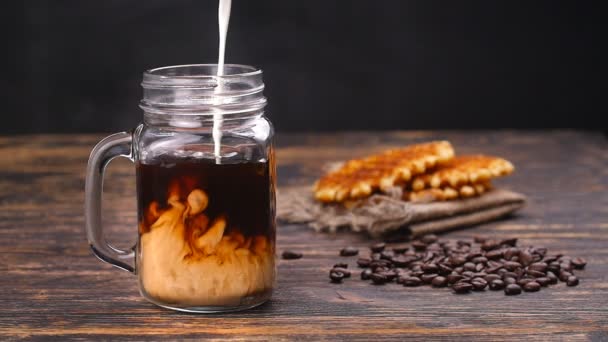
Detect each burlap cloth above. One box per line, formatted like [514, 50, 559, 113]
[277, 186, 526, 240]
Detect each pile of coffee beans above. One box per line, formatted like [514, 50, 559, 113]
[329, 235, 586, 295]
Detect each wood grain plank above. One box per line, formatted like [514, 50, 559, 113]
[0, 131, 606, 341]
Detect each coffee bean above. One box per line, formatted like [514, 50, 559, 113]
[547, 263, 560, 274]
[333, 263, 348, 269]
[526, 270, 546, 278]
[559, 271, 573, 282]
[370, 273, 388, 285]
[371, 253, 382, 261]
[410, 260, 424, 268]
[461, 271, 474, 278]
[404, 249, 417, 256]
[502, 271, 518, 279]
[482, 250, 500, 261]
[535, 277, 551, 287]
[373, 266, 390, 274]
[542, 255, 557, 263]
[486, 264, 504, 274]
[432, 276, 447, 287]
[422, 252, 436, 263]
[356, 258, 371, 268]
[561, 262, 573, 272]
[332, 267, 351, 278]
[330, 271, 345, 283]
[361, 269, 372, 280]
[403, 276, 422, 287]
[421, 273, 438, 284]
[370, 242, 386, 253]
[486, 260, 503, 268]
[504, 248, 520, 261]
[504, 261, 522, 271]
[504, 277, 517, 285]
[395, 268, 409, 276]
[533, 247, 547, 257]
[441, 240, 455, 249]
[487, 260, 503, 268]
[457, 240, 472, 247]
[463, 251, 479, 260]
[380, 270, 397, 281]
[472, 256, 489, 264]
[566, 276, 579, 286]
[391, 255, 411, 267]
[380, 250, 395, 260]
[422, 263, 439, 273]
[517, 278, 534, 287]
[473, 235, 487, 243]
[572, 257, 587, 270]
[449, 255, 467, 267]
[471, 278, 488, 291]
[411, 270, 425, 278]
[463, 262, 476, 272]
[505, 284, 522, 295]
[481, 240, 500, 251]
[392, 246, 409, 254]
[519, 251, 534, 266]
[484, 274, 501, 283]
[370, 260, 391, 269]
[475, 263, 485, 272]
[529, 262, 548, 273]
[438, 263, 454, 275]
[489, 279, 505, 290]
[447, 274, 465, 284]
[411, 241, 427, 251]
[523, 281, 541, 292]
[546, 271, 559, 284]
[500, 238, 518, 247]
[526, 270, 547, 278]
[410, 264, 422, 272]
[340, 247, 359, 257]
[281, 250, 303, 260]
[427, 243, 443, 252]
[472, 272, 487, 278]
[421, 234, 438, 244]
[452, 282, 474, 294]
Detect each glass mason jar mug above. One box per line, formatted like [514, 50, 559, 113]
[85, 64, 276, 313]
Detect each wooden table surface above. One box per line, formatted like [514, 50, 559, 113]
[0, 131, 606, 341]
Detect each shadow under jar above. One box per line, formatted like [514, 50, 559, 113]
[85, 64, 276, 313]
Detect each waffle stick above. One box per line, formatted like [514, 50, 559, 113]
[314, 141, 455, 203]
[406, 182, 493, 203]
[410, 155, 514, 191]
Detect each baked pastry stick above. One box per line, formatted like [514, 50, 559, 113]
[409, 155, 514, 191]
[314, 141, 455, 203]
[406, 181, 493, 203]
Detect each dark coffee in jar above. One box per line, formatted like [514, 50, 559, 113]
[137, 158, 275, 238]
[136, 155, 276, 307]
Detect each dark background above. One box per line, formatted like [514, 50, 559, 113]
[6, 1, 606, 134]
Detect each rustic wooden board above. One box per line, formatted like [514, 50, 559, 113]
[0, 131, 606, 341]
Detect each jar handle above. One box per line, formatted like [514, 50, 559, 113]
[85, 132, 135, 273]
